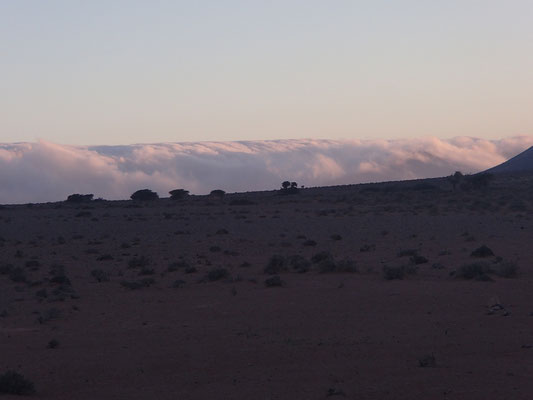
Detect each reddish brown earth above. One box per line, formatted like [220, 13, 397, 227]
[1, 174, 533, 399]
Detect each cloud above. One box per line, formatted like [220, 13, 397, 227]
[0, 136, 532, 204]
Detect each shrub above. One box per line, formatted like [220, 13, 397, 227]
[9, 267, 27, 283]
[169, 189, 189, 200]
[456, 262, 491, 280]
[264, 255, 287, 275]
[167, 260, 190, 272]
[121, 278, 155, 290]
[138, 267, 155, 276]
[312, 252, 357, 273]
[265, 275, 283, 287]
[120, 281, 143, 290]
[397, 249, 418, 257]
[128, 256, 150, 269]
[279, 181, 299, 195]
[0, 370, 35, 395]
[410, 255, 428, 265]
[318, 258, 337, 273]
[383, 265, 416, 280]
[335, 258, 357, 273]
[91, 269, 109, 282]
[207, 268, 229, 281]
[492, 261, 518, 278]
[418, 354, 436, 368]
[49, 265, 71, 285]
[172, 279, 186, 288]
[311, 251, 332, 264]
[288, 255, 311, 273]
[66, 193, 93, 203]
[210, 190, 226, 198]
[25, 260, 40, 270]
[38, 308, 61, 324]
[360, 244, 376, 252]
[471, 245, 494, 258]
[448, 171, 463, 190]
[130, 189, 159, 201]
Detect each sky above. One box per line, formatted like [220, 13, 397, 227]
[1, 0, 533, 145]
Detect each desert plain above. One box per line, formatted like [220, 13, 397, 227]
[1, 173, 533, 399]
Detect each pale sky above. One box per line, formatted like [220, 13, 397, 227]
[1, 0, 532, 145]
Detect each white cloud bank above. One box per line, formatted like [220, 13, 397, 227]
[1, 136, 532, 204]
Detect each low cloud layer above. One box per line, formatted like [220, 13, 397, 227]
[1, 136, 532, 204]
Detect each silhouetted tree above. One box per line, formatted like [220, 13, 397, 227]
[448, 171, 463, 191]
[210, 189, 226, 198]
[66, 194, 94, 203]
[280, 181, 300, 195]
[169, 189, 189, 200]
[130, 189, 159, 201]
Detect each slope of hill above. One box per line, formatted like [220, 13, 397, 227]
[485, 146, 533, 173]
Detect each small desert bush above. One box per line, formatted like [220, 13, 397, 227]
[383, 264, 417, 280]
[38, 308, 61, 324]
[265, 275, 283, 287]
[264, 255, 287, 275]
[456, 262, 491, 280]
[169, 189, 189, 200]
[66, 193, 93, 203]
[128, 256, 150, 269]
[311, 251, 332, 264]
[314, 253, 356, 273]
[121, 278, 155, 290]
[0, 370, 35, 395]
[210, 189, 226, 198]
[288, 255, 311, 273]
[24, 260, 40, 270]
[492, 261, 518, 278]
[130, 189, 159, 201]
[410, 255, 428, 265]
[49, 265, 71, 285]
[167, 260, 190, 272]
[471, 245, 494, 258]
[91, 269, 109, 282]
[172, 279, 186, 288]
[138, 267, 155, 276]
[335, 258, 357, 273]
[360, 244, 375, 252]
[397, 249, 418, 257]
[207, 268, 229, 281]
[9, 267, 27, 283]
[418, 354, 436, 368]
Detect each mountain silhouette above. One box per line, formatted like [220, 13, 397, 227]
[484, 146, 533, 174]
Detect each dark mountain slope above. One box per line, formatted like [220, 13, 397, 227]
[484, 146, 533, 174]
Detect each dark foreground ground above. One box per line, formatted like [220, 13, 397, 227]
[1, 174, 533, 399]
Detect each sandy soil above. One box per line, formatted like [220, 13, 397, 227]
[1, 174, 533, 399]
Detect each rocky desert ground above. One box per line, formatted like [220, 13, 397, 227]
[1, 173, 533, 399]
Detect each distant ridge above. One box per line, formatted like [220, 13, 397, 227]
[484, 146, 533, 174]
